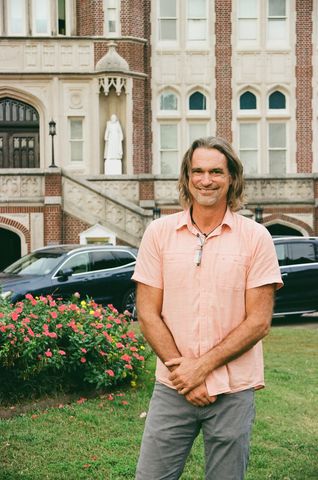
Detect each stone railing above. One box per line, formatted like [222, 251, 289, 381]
[84, 175, 316, 207]
[62, 174, 152, 246]
[0, 170, 44, 201]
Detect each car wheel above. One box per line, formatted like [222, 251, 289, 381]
[122, 287, 136, 320]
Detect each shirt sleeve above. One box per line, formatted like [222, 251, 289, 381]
[132, 220, 163, 289]
[246, 225, 283, 290]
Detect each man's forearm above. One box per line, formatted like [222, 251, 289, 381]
[139, 312, 181, 366]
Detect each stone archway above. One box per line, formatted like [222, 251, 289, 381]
[266, 224, 303, 237]
[0, 227, 21, 270]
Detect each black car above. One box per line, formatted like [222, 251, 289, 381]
[0, 245, 137, 316]
[273, 237, 318, 318]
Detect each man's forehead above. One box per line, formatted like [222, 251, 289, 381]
[191, 147, 228, 167]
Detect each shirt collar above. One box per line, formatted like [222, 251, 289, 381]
[176, 207, 234, 232]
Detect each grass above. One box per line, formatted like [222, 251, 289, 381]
[0, 326, 317, 479]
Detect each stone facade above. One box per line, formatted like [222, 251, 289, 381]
[0, 0, 317, 268]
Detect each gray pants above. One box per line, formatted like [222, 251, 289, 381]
[135, 382, 255, 480]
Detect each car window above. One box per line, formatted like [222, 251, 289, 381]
[114, 250, 136, 266]
[57, 252, 90, 275]
[4, 252, 63, 275]
[90, 251, 119, 271]
[274, 244, 287, 266]
[287, 243, 316, 265]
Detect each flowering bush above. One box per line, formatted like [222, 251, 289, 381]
[0, 293, 145, 399]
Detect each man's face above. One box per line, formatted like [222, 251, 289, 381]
[188, 147, 232, 209]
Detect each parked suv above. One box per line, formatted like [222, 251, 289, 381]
[0, 245, 137, 316]
[273, 237, 318, 317]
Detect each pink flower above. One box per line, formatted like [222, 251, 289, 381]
[121, 354, 132, 362]
[25, 293, 34, 300]
[11, 312, 19, 321]
[77, 397, 87, 404]
[130, 346, 138, 352]
[74, 292, 81, 298]
[45, 350, 53, 358]
[23, 337, 30, 342]
[106, 323, 112, 329]
[49, 311, 58, 319]
[122, 401, 129, 405]
[58, 350, 66, 355]
[107, 394, 114, 401]
[105, 369, 115, 377]
[56, 323, 63, 329]
[127, 331, 136, 339]
[102, 331, 113, 342]
[124, 364, 133, 370]
[116, 342, 124, 349]
[69, 304, 78, 311]
[80, 357, 86, 363]
[80, 348, 87, 353]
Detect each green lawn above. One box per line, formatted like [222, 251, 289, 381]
[0, 327, 317, 479]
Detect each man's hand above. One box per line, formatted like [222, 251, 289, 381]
[185, 383, 217, 407]
[165, 356, 208, 395]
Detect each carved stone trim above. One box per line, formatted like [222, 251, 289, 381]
[99, 76, 127, 96]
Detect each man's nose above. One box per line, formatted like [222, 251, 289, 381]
[200, 172, 213, 185]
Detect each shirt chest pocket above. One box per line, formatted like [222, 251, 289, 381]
[163, 252, 193, 289]
[214, 253, 249, 290]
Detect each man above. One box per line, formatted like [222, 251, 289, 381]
[132, 136, 282, 479]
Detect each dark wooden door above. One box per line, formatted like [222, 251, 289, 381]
[0, 98, 40, 168]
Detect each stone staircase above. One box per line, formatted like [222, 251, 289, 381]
[62, 173, 152, 247]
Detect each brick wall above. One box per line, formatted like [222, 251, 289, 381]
[295, 0, 313, 173]
[215, 0, 232, 141]
[62, 212, 90, 244]
[44, 172, 62, 245]
[93, 0, 152, 174]
[139, 179, 154, 201]
[76, 0, 104, 36]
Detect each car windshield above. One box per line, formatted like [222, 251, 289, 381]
[3, 252, 63, 275]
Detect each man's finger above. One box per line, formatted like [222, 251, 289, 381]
[165, 358, 182, 367]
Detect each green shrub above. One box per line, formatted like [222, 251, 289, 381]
[0, 293, 145, 400]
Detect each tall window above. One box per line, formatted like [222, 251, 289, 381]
[7, 0, 26, 35]
[69, 119, 84, 162]
[189, 92, 207, 111]
[239, 123, 258, 174]
[267, 0, 287, 45]
[32, 0, 50, 35]
[58, 0, 66, 35]
[268, 123, 286, 174]
[269, 91, 286, 109]
[240, 91, 257, 110]
[158, 0, 177, 41]
[104, 0, 120, 36]
[160, 124, 178, 174]
[237, 0, 258, 44]
[160, 91, 178, 111]
[187, 0, 207, 42]
[189, 123, 207, 143]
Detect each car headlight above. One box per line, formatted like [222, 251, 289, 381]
[0, 291, 12, 299]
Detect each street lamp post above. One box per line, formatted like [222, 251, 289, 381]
[49, 120, 57, 168]
[255, 205, 264, 223]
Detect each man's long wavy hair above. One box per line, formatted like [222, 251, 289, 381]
[178, 136, 245, 211]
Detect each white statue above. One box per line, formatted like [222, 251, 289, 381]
[104, 114, 123, 175]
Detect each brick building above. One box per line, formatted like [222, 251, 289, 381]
[0, 0, 317, 268]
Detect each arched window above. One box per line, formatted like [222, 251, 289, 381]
[269, 91, 286, 109]
[0, 98, 39, 168]
[189, 91, 206, 110]
[160, 91, 178, 111]
[240, 91, 257, 110]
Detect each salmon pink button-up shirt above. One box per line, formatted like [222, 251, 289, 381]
[132, 209, 283, 396]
